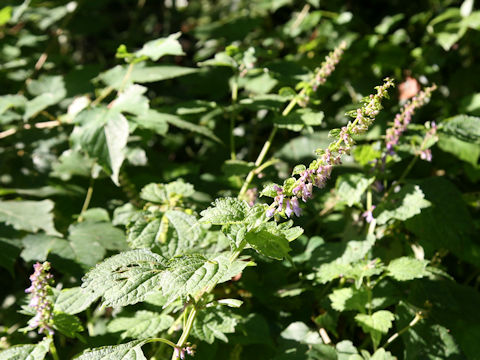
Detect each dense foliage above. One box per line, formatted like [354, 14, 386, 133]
[1, 0, 480, 359]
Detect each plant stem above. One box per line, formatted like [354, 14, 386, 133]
[238, 125, 277, 198]
[78, 175, 95, 222]
[383, 155, 418, 198]
[48, 336, 60, 360]
[382, 312, 422, 349]
[91, 62, 134, 107]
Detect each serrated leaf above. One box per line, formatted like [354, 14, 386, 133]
[55, 287, 95, 315]
[134, 33, 184, 61]
[21, 234, 64, 262]
[0, 337, 51, 360]
[0, 200, 60, 236]
[81, 249, 167, 307]
[245, 222, 291, 259]
[192, 306, 238, 343]
[108, 310, 173, 339]
[387, 257, 428, 281]
[127, 216, 166, 250]
[329, 287, 368, 312]
[71, 108, 129, 185]
[355, 310, 395, 348]
[375, 184, 431, 225]
[336, 173, 375, 207]
[75, 340, 148, 360]
[140, 179, 194, 204]
[52, 311, 84, 338]
[200, 198, 250, 225]
[160, 253, 234, 305]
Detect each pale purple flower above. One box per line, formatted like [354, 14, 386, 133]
[25, 262, 54, 335]
[362, 205, 376, 223]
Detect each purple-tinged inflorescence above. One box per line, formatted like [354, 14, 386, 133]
[265, 78, 395, 218]
[174, 344, 196, 359]
[362, 205, 376, 223]
[418, 121, 437, 162]
[25, 261, 54, 335]
[384, 84, 436, 154]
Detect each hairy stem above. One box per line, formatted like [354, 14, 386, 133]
[48, 335, 60, 360]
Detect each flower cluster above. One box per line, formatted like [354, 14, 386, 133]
[25, 261, 55, 335]
[312, 41, 347, 91]
[174, 344, 196, 359]
[297, 41, 347, 107]
[418, 121, 438, 161]
[385, 84, 437, 153]
[265, 78, 395, 217]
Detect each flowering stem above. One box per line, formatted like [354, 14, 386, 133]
[48, 336, 60, 360]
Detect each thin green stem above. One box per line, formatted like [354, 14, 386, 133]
[48, 336, 60, 360]
[78, 175, 94, 222]
[381, 312, 422, 349]
[148, 337, 178, 349]
[238, 125, 278, 198]
[384, 155, 418, 198]
[91, 62, 134, 107]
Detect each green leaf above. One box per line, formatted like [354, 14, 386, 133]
[441, 115, 480, 144]
[374, 184, 431, 225]
[0, 94, 26, 115]
[110, 84, 149, 116]
[127, 216, 166, 250]
[160, 253, 235, 305]
[21, 234, 63, 262]
[81, 249, 167, 307]
[71, 108, 129, 185]
[0, 200, 60, 236]
[156, 111, 222, 143]
[280, 322, 322, 345]
[387, 257, 428, 281]
[329, 287, 368, 312]
[55, 287, 95, 315]
[97, 63, 199, 89]
[107, 310, 173, 339]
[192, 306, 238, 343]
[75, 340, 148, 360]
[140, 179, 194, 204]
[132, 109, 169, 135]
[51, 150, 94, 181]
[24, 75, 66, 120]
[200, 198, 250, 225]
[134, 33, 184, 61]
[222, 160, 255, 177]
[370, 348, 397, 360]
[336, 173, 375, 207]
[52, 311, 84, 338]
[405, 177, 479, 266]
[245, 222, 291, 260]
[274, 109, 324, 132]
[0, 6, 12, 26]
[355, 310, 395, 348]
[438, 134, 480, 165]
[0, 337, 51, 360]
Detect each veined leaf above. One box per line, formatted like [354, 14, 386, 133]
[336, 173, 375, 207]
[0, 337, 51, 360]
[71, 107, 129, 185]
[75, 340, 148, 360]
[107, 310, 173, 339]
[355, 310, 395, 348]
[0, 200, 60, 236]
[374, 184, 431, 225]
[140, 179, 194, 204]
[387, 257, 429, 281]
[109, 84, 149, 116]
[81, 249, 167, 307]
[192, 306, 238, 343]
[52, 311, 84, 338]
[440, 115, 480, 144]
[200, 198, 250, 225]
[55, 286, 95, 315]
[134, 32, 184, 61]
[329, 287, 368, 312]
[245, 222, 291, 260]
